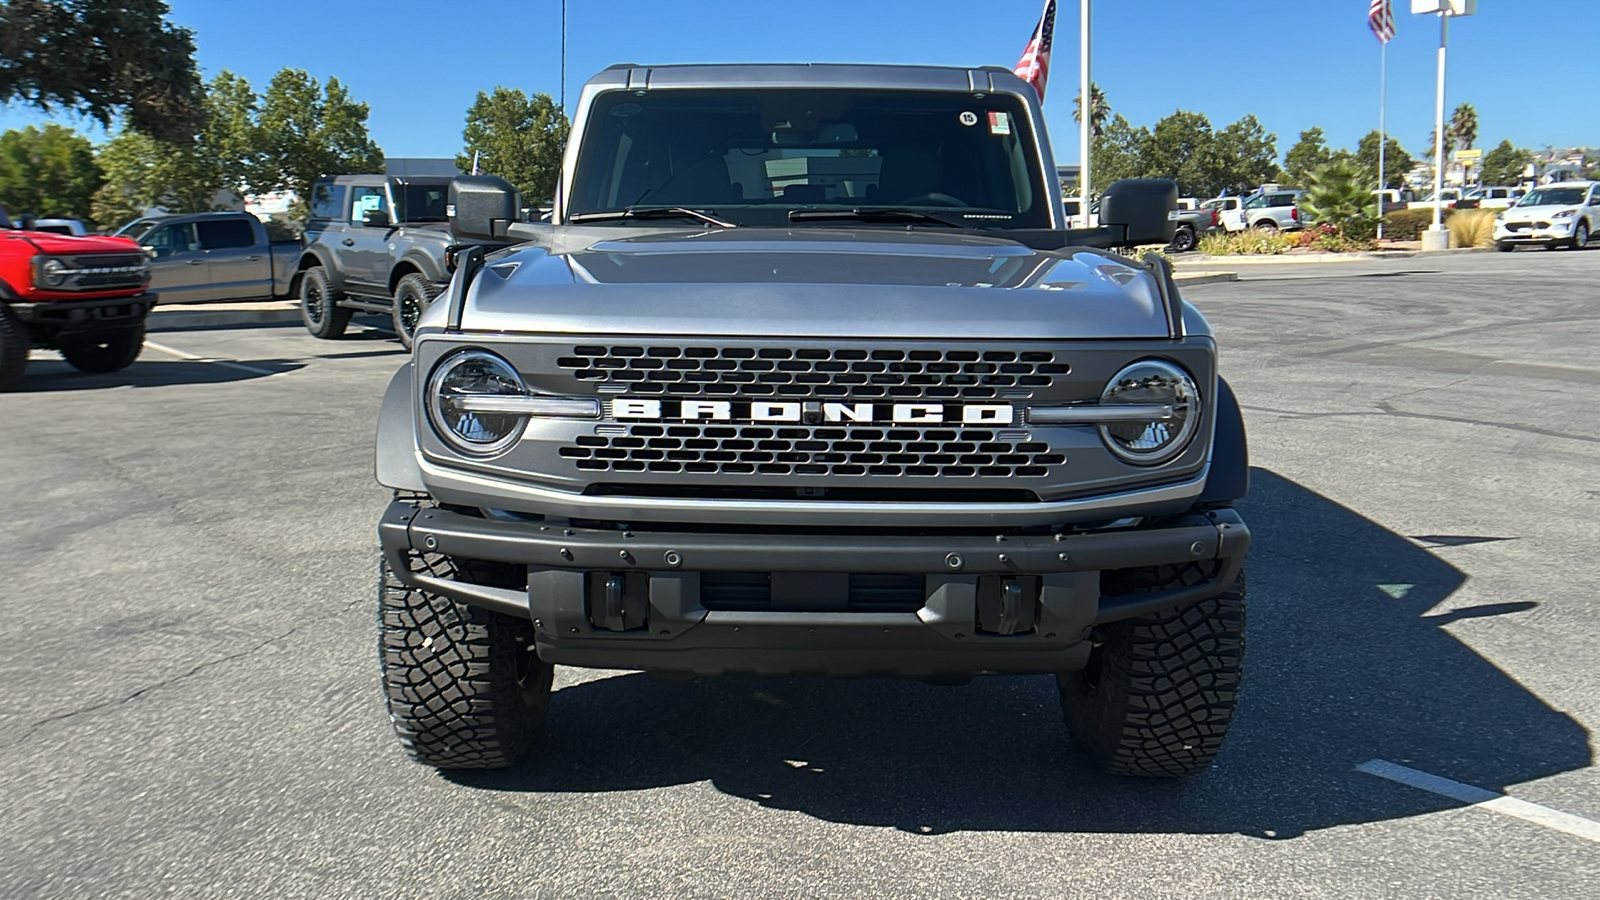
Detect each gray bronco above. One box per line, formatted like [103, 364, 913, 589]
[375, 64, 1251, 777]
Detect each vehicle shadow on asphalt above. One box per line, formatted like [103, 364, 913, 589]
[447, 468, 1590, 838]
[12, 358, 303, 391]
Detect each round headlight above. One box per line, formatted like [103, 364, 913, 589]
[41, 258, 70, 286]
[1099, 360, 1201, 465]
[426, 350, 528, 455]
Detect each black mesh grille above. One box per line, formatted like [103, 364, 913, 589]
[557, 345, 1070, 400]
[68, 254, 146, 269]
[700, 572, 926, 612]
[561, 423, 1065, 478]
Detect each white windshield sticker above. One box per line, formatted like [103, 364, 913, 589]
[959, 111, 978, 127]
[988, 111, 1012, 136]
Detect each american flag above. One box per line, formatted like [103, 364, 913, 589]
[1368, 0, 1396, 43]
[1013, 0, 1056, 101]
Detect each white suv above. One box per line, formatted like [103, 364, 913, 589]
[1493, 181, 1598, 251]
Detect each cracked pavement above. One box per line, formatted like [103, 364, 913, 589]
[3, 250, 1600, 899]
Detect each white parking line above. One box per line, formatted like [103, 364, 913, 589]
[144, 340, 278, 376]
[1358, 759, 1600, 845]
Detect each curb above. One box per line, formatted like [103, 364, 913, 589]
[1184, 246, 1492, 265]
[1173, 271, 1238, 286]
[148, 301, 302, 332]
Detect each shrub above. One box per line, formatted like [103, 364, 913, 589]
[1449, 208, 1497, 249]
[1199, 230, 1296, 255]
[1382, 208, 1434, 240]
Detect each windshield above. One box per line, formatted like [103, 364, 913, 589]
[569, 88, 1051, 228]
[394, 183, 450, 223]
[1518, 187, 1586, 207]
[117, 219, 160, 242]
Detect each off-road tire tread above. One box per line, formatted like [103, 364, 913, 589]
[379, 552, 551, 769]
[0, 304, 29, 391]
[391, 273, 433, 350]
[59, 322, 144, 373]
[1059, 571, 1246, 777]
[300, 267, 352, 340]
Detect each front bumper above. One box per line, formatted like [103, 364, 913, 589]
[379, 500, 1250, 677]
[10, 293, 156, 346]
[1495, 221, 1573, 244]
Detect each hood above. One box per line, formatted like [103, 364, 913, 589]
[3, 230, 143, 256]
[1500, 204, 1581, 219]
[456, 227, 1173, 340]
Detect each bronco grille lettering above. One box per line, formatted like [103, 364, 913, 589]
[612, 399, 1013, 425]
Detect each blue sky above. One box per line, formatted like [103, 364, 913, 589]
[2, 0, 1592, 164]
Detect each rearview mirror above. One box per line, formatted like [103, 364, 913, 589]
[449, 175, 521, 242]
[1098, 178, 1178, 246]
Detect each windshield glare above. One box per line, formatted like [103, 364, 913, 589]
[118, 220, 159, 242]
[1518, 187, 1585, 207]
[568, 88, 1051, 228]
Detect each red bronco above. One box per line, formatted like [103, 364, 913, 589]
[0, 207, 155, 391]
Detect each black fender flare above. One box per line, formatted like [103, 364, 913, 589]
[375, 362, 427, 492]
[391, 248, 446, 294]
[297, 246, 344, 293]
[1198, 376, 1249, 506]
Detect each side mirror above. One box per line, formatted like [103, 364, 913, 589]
[362, 209, 391, 228]
[1098, 179, 1178, 246]
[449, 175, 521, 242]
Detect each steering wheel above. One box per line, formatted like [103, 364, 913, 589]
[898, 192, 969, 208]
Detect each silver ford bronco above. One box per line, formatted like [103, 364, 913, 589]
[375, 64, 1251, 777]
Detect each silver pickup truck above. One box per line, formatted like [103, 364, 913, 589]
[115, 212, 301, 303]
[374, 63, 1251, 779]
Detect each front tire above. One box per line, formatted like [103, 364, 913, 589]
[1059, 571, 1246, 777]
[1253, 219, 1278, 233]
[0, 304, 30, 391]
[390, 273, 434, 351]
[59, 323, 144, 373]
[1573, 220, 1590, 250]
[1495, 241, 1515, 252]
[300, 266, 352, 340]
[1169, 225, 1197, 253]
[380, 552, 552, 770]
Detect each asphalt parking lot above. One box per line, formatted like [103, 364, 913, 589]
[3, 249, 1599, 899]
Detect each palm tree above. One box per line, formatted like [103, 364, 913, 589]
[1073, 82, 1109, 138]
[1300, 161, 1372, 234]
[1448, 103, 1478, 152]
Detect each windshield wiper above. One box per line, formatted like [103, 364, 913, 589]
[787, 207, 970, 228]
[568, 207, 736, 227]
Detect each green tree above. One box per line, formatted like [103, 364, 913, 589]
[1213, 114, 1280, 195]
[1447, 102, 1478, 151]
[1300, 161, 1373, 234]
[253, 70, 384, 199]
[0, 124, 104, 221]
[1141, 110, 1217, 197]
[90, 70, 262, 224]
[1088, 113, 1149, 191]
[1283, 128, 1333, 188]
[456, 86, 569, 203]
[0, 0, 203, 143]
[1072, 82, 1109, 138]
[1352, 130, 1412, 190]
[1479, 139, 1533, 187]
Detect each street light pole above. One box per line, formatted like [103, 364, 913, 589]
[1430, 10, 1448, 235]
[1077, 0, 1090, 227]
[560, 0, 567, 115]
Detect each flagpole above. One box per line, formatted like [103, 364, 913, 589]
[1378, 38, 1387, 239]
[1078, 0, 1090, 226]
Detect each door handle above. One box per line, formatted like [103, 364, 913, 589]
[342, 238, 355, 246]
[247, 255, 261, 261]
[188, 259, 204, 265]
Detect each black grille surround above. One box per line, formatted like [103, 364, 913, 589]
[60, 254, 149, 291]
[558, 344, 1070, 400]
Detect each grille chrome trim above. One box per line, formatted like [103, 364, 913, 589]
[1028, 404, 1176, 424]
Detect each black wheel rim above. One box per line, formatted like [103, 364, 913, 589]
[305, 279, 323, 324]
[400, 288, 422, 334]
